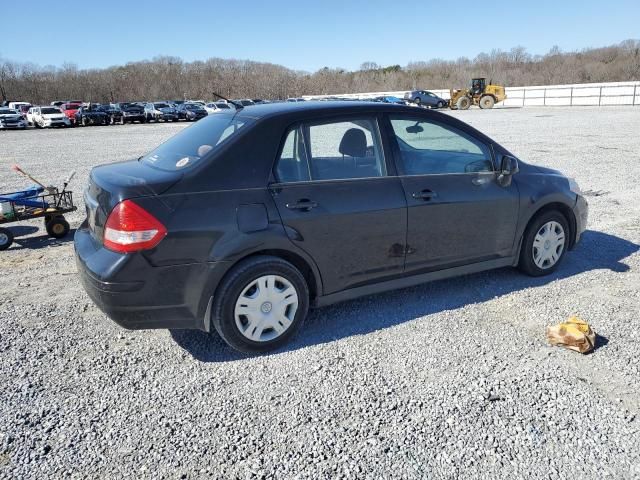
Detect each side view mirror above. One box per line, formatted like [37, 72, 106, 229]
[498, 155, 519, 186]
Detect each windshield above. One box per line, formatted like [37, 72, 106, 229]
[154, 103, 169, 109]
[216, 103, 230, 109]
[41, 107, 62, 114]
[0, 109, 17, 115]
[142, 114, 254, 171]
[63, 104, 81, 110]
[185, 104, 200, 110]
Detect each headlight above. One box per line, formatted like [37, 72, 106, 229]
[568, 178, 582, 195]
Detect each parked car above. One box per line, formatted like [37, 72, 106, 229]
[116, 103, 146, 124]
[404, 90, 448, 108]
[95, 104, 124, 125]
[204, 102, 233, 114]
[8, 101, 31, 112]
[176, 102, 208, 121]
[373, 96, 406, 104]
[8, 102, 31, 119]
[27, 106, 71, 128]
[144, 102, 178, 122]
[0, 108, 28, 129]
[232, 99, 255, 107]
[61, 102, 83, 125]
[75, 101, 588, 353]
[74, 105, 109, 126]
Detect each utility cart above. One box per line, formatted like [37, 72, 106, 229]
[0, 169, 76, 251]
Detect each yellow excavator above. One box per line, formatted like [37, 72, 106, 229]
[449, 78, 506, 110]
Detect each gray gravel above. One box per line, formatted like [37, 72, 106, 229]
[1, 107, 639, 479]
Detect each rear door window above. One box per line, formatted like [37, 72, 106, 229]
[275, 117, 386, 182]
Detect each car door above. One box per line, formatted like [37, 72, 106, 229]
[270, 115, 407, 294]
[387, 114, 519, 273]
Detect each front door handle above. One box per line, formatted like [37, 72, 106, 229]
[412, 190, 437, 201]
[286, 199, 318, 211]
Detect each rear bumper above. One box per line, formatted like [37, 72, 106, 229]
[74, 224, 230, 331]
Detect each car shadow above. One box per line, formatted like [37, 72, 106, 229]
[170, 230, 639, 362]
[9, 228, 77, 250]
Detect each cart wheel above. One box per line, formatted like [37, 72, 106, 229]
[0, 227, 13, 251]
[46, 216, 70, 239]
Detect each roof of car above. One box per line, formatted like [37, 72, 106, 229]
[236, 100, 422, 120]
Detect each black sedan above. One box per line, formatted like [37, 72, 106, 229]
[176, 102, 208, 121]
[74, 106, 109, 126]
[75, 101, 588, 353]
[96, 104, 124, 125]
[116, 103, 146, 124]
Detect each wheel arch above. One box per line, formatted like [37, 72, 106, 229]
[520, 201, 577, 253]
[201, 247, 323, 332]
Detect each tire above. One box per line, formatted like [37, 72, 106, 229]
[120, 116, 126, 125]
[414, 97, 421, 105]
[0, 227, 13, 251]
[456, 96, 471, 110]
[479, 95, 495, 109]
[437, 101, 445, 108]
[45, 216, 70, 239]
[82, 117, 89, 127]
[212, 255, 310, 354]
[518, 211, 570, 277]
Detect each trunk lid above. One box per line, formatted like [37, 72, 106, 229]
[84, 159, 181, 242]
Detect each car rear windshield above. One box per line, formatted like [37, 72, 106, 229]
[0, 109, 16, 114]
[154, 103, 169, 108]
[41, 108, 61, 114]
[141, 114, 254, 171]
[216, 103, 231, 109]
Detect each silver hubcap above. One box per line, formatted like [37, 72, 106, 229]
[0, 233, 8, 245]
[533, 221, 565, 269]
[234, 275, 298, 342]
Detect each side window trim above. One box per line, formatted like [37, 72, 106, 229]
[386, 114, 496, 177]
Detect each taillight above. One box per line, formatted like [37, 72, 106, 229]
[103, 200, 167, 253]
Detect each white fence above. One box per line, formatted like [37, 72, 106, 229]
[303, 80, 640, 107]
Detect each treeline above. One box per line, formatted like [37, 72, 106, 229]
[1, 40, 639, 104]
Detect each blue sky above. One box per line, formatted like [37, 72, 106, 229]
[3, 0, 639, 72]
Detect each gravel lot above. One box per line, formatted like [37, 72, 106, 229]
[1, 107, 639, 479]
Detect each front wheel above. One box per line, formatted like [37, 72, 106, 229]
[518, 211, 569, 276]
[212, 256, 309, 353]
[437, 101, 445, 108]
[0, 227, 13, 251]
[456, 96, 471, 110]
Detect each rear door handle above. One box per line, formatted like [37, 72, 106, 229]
[286, 199, 318, 211]
[412, 190, 437, 201]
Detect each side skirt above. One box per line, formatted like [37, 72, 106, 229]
[314, 257, 516, 308]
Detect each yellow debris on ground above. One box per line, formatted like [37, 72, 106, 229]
[546, 317, 596, 354]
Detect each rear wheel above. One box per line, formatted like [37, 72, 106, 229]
[212, 256, 309, 353]
[518, 211, 569, 276]
[479, 95, 495, 109]
[45, 216, 70, 239]
[437, 101, 445, 108]
[414, 97, 421, 105]
[456, 96, 471, 110]
[0, 227, 13, 251]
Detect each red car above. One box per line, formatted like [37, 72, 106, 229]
[61, 103, 83, 126]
